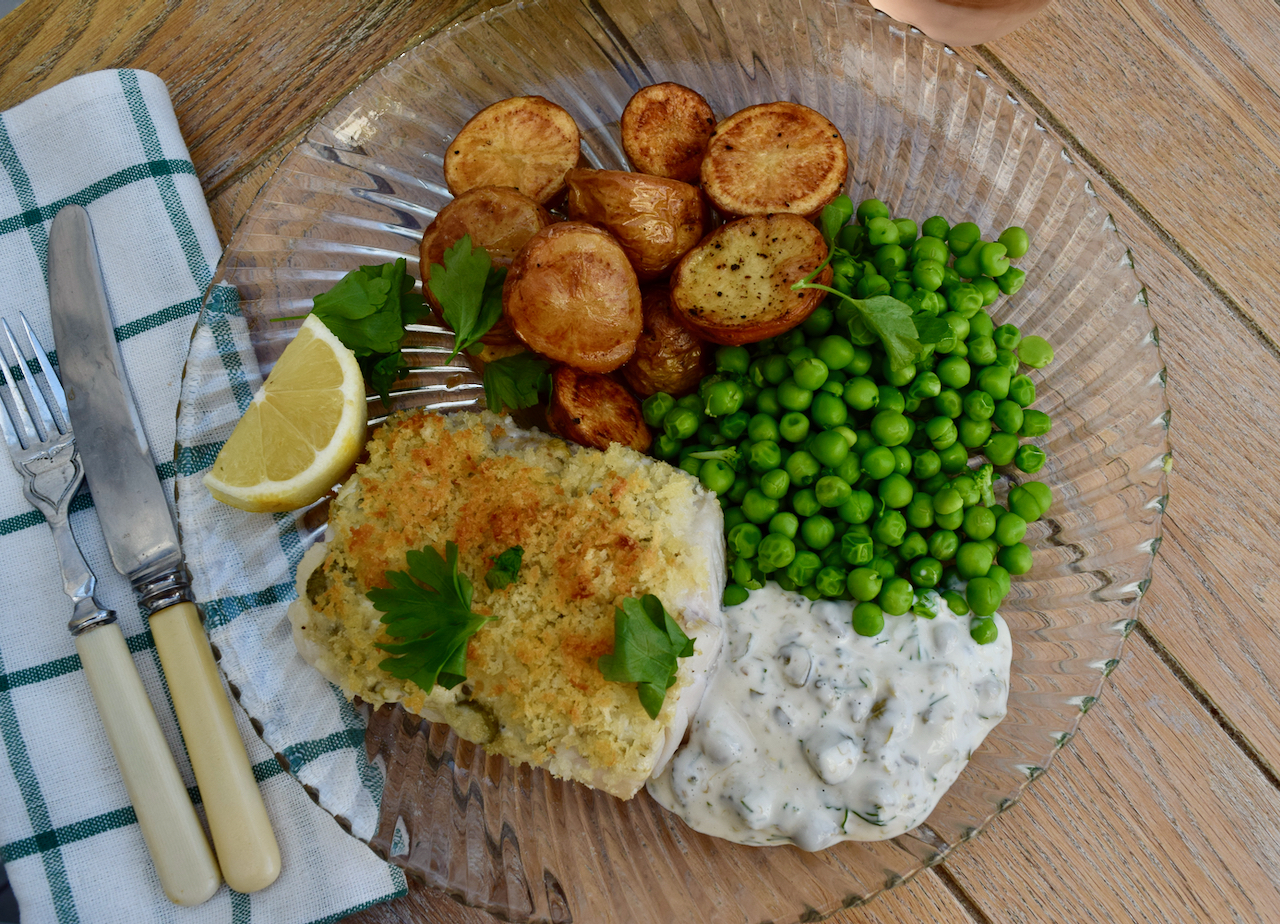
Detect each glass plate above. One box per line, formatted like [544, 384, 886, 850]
[176, 0, 1170, 919]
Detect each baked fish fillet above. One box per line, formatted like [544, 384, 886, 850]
[288, 410, 725, 798]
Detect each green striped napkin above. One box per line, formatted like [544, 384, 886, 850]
[0, 70, 405, 923]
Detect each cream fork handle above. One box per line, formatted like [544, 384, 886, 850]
[75, 621, 222, 905]
[149, 601, 282, 894]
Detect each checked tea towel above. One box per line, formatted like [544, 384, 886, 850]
[0, 70, 406, 923]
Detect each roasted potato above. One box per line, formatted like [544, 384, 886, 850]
[670, 213, 831, 345]
[565, 169, 707, 281]
[546, 364, 651, 453]
[620, 82, 716, 183]
[622, 286, 708, 397]
[503, 222, 643, 373]
[420, 186, 555, 345]
[700, 102, 848, 219]
[443, 96, 582, 205]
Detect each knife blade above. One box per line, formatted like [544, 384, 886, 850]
[49, 204, 281, 894]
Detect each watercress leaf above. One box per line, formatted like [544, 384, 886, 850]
[482, 352, 552, 413]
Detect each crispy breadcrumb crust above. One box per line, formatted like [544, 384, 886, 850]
[291, 410, 722, 797]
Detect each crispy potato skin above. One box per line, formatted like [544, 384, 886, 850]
[565, 169, 707, 281]
[622, 286, 709, 397]
[547, 364, 651, 452]
[700, 102, 848, 219]
[420, 186, 556, 345]
[503, 222, 643, 373]
[669, 213, 832, 346]
[444, 96, 582, 205]
[620, 83, 716, 183]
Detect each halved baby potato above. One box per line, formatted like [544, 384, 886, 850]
[700, 102, 848, 219]
[670, 213, 831, 346]
[503, 222, 642, 373]
[620, 82, 716, 183]
[443, 96, 581, 205]
[546, 364, 651, 453]
[420, 186, 555, 344]
[622, 286, 708, 398]
[565, 168, 707, 281]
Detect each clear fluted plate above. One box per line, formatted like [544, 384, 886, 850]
[175, 0, 1170, 920]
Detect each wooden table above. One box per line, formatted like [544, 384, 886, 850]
[3, 0, 1277, 920]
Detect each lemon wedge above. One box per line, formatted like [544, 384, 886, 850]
[204, 314, 368, 512]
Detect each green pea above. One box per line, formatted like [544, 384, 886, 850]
[967, 335, 998, 366]
[679, 456, 702, 478]
[769, 511, 800, 539]
[663, 406, 699, 440]
[968, 310, 995, 339]
[969, 615, 1000, 643]
[841, 531, 874, 567]
[899, 531, 928, 561]
[747, 440, 783, 472]
[926, 529, 958, 562]
[1019, 409, 1052, 438]
[852, 601, 885, 636]
[755, 387, 781, 417]
[725, 475, 750, 504]
[996, 347, 1020, 374]
[843, 376, 879, 411]
[894, 218, 918, 244]
[912, 259, 945, 291]
[934, 389, 963, 419]
[996, 266, 1026, 294]
[963, 505, 997, 541]
[759, 468, 791, 499]
[878, 473, 914, 509]
[877, 385, 906, 413]
[800, 514, 836, 550]
[791, 488, 821, 518]
[722, 506, 747, 533]
[998, 226, 1030, 259]
[910, 556, 942, 588]
[947, 221, 981, 256]
[942, 311, 971, 342]
[924, 416, 958, 451]
[802, 306, 834, 337]
[912, 234, 950, 264]
[905, 493, 935, 529]
[871, 410, 911, 447]
[999, 542, 1033, 575]
[838, 490, 875, 524]
[976, 365, 1011, 402]
[907, 371, 942, 402]
[847, 347, 873, 376]
[992, 323, 1022, 351]
[761, 354, 791, 384]
[815, 566, 847, 598]
[953, 246, 983, 280]
[814, 475, 853, 509]
[993, 511, 1026, 546]
[856, 198, 890, 224]
[1015, 444, 1047, 473]
[871, 510, 907, 546]
[1017, 335, 1054, 369]
[757, 533, 797, 572]
[642, 392, 675, 428]
[1023, 480, 1053, 516]
[811, 430, 850, 468]
[936, 356, 972, 389]
[1008, 374, 1036, 408]
[815, 335, 855, 371]
[785, 345, 815, 369]
[913, 450, 942, 480]
[963, 390, 995, 421]
[785, 450, 821, 487]
[950, 474, 979, 507]
[704, 379, 745, 417]
[866, 215, 899, 246]
[933, 487, 962, 516]
[779, 411, 810, 443]
[938, 441, 969, 474]
[777, 378, 814, 412]
[700, 459, 736, 494]
[972, 276, 1001, 307]
[727, 523, 763, 558]
[922, 215, 950, 239]
[722, 584, 750, 607]
[878, 577, 915, 616]
[978, 241, 1010, 277]
[948, 284, 984, 318]
[652, 433, 682, 461]
[874, 243, 908, 276]
[957, 415, 993, 448]
[715, 345, 751, 376]
[861, 445, 895, 480]
[793, 357, 830, 391]
[811, 392, 848, 430]
[1007, 486, 1043, 523]
[956, 541, 994, 578]
[786, 551, 823, 587]
[715, 410, 748, 441]
[991, 399, 1024, 434]
[983, 433, 1017, 468]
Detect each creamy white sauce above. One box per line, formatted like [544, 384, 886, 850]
[647, 583, 1011, 849]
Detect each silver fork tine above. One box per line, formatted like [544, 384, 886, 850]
[0, 325, 34, 451]
[2, 318, 56, 442]
[20, 312, 69, 430]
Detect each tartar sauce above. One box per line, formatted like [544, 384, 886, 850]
[647, 583, 1011, 850]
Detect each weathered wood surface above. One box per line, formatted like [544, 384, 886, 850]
[4, 0, 1279, 920]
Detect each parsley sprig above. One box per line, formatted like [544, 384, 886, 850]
[481, 352, 552, 414]
[598, 595, 695, 720]
[791, 201, 964, 371]
[484, 546, 524, 590]
[369, 541, 494, 692]
[427, 235, 507, 362]
[309, 258, 426, 405]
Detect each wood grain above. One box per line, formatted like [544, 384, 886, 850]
[944, 634, 1280, 923]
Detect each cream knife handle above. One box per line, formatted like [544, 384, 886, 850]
[75, 622, 222, 906]
[149, 601, 282, 893]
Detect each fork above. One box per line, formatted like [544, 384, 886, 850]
[0, 314, 222, 906]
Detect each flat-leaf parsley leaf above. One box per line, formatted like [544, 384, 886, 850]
[598, 595, 695, 720]
[369, 541, 494, 692]
[485, 546, 524, 590]
[482, 352, 552, 413]
[428, 235, 507, 361]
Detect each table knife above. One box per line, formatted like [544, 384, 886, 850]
[48, 204, 282, 894]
